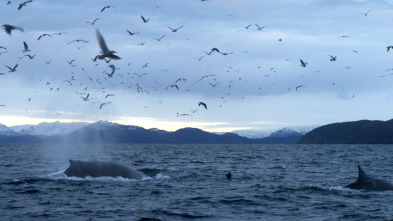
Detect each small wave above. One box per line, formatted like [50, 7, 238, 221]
[155, 173, 170, 179]
[304, 184, 351, 192]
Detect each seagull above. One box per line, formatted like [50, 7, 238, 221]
[37, 33, 52, 40]
[296, 85, 305, 91]
[101, 5, 116, 12]
[125, 30, 139, 35]
[328, 55, 337, 61]
[67, 39, 88, 44]
[198, 102, 207, 110]
[360, 9, 372, 16]
[153, 34, 165, 41]
[5, 64, 18, 72]
[132, 72, 147, 78]
[166, 84, 179, 90]
[24, 54, 35, 59]
[81, 93, 89, 101]
[17, 0, 32, 10]
[86, 18, 99, 25]
[100, 102, 111, 109]
[167, 25, 183, 32]
[2, 24, 24, 35]
[387, 46, 393, 52]
[105, 94, 114, 98]
[299, 59, 307, 67]
[255, 24, 266, 30]
[141, 15, 150, 23]
[209, 82, 220, 87]
[22, 41, 30, 52]
[94, 29, 121, 60]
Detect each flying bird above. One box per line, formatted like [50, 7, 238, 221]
[101, 5, 116, 12]
[198, 102, 207, 110]
[360, 9, 372, 16]
[5, 64, 18, 72]
[328, 55, 337, 61]
[94, 29, 121, 60]
[2, 24, 24, 35]
[100, 102, 111, 109]
[166, 84, 179, 90]
[167, 25, 184, 32]
[296, 85, 305, 91]
[17, 0, 32, 10]
[299, 59, 307, 67]
[387, 46, 393, 52]
[255, 24, 266, 30]
[86, 18, 99, 25]
[125, 30, 139, 35]
[37, 33, 52, 40]
[81, 93, 89, 101]
[141, 15, 150, 23]
[22, 41, 30, 52]
[153, 34, 165, 41]
[67, 39, 88, 44]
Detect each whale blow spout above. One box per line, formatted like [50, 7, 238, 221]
[64, 160, 143, 180]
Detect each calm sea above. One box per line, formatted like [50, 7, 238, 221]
[1, 143, 393, 220]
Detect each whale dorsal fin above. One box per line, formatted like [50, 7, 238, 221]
[357, 164, 369, 181]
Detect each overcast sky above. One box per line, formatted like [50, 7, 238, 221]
[1, 0, 393, 132]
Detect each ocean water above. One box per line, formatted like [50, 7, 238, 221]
[2, 144, 393, 220]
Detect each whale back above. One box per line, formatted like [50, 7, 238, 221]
[64, 160, 142, 180]
[346, 164, 393, 191]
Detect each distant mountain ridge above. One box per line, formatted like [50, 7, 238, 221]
[298, 119, 393, 144]
[0, 121, 307, 144]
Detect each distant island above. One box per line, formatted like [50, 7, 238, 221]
[298, 119, 393, 144]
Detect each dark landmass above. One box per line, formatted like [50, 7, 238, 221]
[298, 119, 393, 144]
[0, 121, 303, 144]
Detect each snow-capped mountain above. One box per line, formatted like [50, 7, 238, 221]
[10, 121, 89, 136]
[231, 129, 276, 139]
[232, 126, 318, 139]
[0, 123, 20, 136]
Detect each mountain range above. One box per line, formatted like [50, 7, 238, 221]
[0, 121, 313, 144]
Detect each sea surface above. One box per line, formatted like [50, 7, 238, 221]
[2, 144, 393, 220]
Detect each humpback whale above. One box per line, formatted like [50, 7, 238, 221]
[64, 160, 143, 180]
[345, 164, 393, 191]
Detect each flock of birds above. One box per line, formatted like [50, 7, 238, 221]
[0, 1, 389, 123]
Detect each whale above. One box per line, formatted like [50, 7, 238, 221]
[345, 164, 393, 191]
[64, 160, 143, 180]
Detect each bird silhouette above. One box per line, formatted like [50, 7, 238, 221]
[81, 93, 89, 101]
[94, 29, 121, 60]
[5, 64, 18, 72]
[18, 0, 32, 10]
[2, 24, 24, 35]
[360, 9, 372, 16]
[101, 5, 116, 12]
[255, 24, 266, 30]
[328, 55, 337, 61]
[125, 30, 139, 35]
[141, 15, 150, 23]
[37, 33, 52, 40]
[86, 18, 99, 25]
[167, 25, 183, 32]
[299, 59, 307, 67]
[198, 102, 207, 109]
[387, 46, 393, 52]
[22, 41, 30, 52]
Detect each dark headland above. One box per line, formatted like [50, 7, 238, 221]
[298, 119, 393, 144]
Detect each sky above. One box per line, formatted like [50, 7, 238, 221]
[1, 0, 393, 132]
